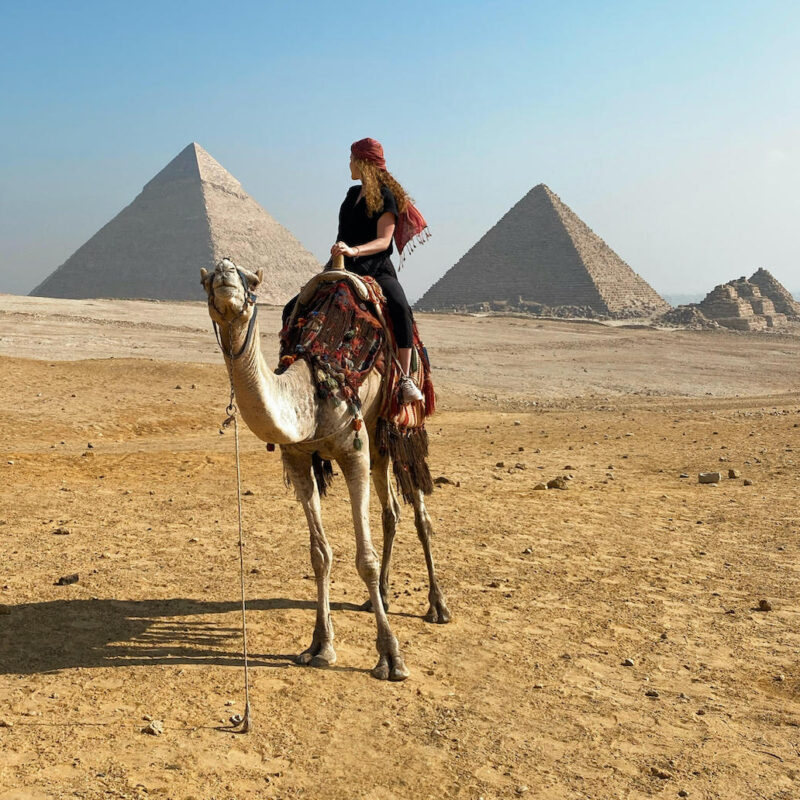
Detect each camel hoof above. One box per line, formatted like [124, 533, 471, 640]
[424, 598, 451, 624]
[296, 642, 336, 667]
[371, 653, 409, 682]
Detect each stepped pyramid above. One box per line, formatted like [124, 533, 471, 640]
[416, 184, 669, 316]
[748, 268, 800, 317]
[31, 143, 320, 302]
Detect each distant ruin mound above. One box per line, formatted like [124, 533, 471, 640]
[415, 184, 669, 318]
[656, 269, 799, 332]
[31, 143, 320, 302]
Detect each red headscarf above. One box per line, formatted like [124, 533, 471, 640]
[350, 138, 430, 264]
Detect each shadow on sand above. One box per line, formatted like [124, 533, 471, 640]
[0, 596, 368, 675]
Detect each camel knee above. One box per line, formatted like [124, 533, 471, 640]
[414, 508, 433, 542]
[310, 535, 332, 573]
[356, 550, 380, 584]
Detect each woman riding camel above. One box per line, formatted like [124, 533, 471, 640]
[285, 137, 430, 403]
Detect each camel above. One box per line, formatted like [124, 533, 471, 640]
[201, 258, 450, 681]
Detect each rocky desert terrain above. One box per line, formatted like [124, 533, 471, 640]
[1, 295, 799, 799]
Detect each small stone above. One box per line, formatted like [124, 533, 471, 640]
[774, 674, 785, 682]
[52, 527, 71, 535]
[532, 683, 544, 689]
[55, 573, 79, 586]
[622, 658, 635, 667]
[86, 443, 93, 449]
[698, 472, 721, 484]
[142, 720, 164, 736]
[514, 463, 526, 470]
[434, 476, 455, 486]
[650, 766, 672, 779]
[728, 469, 741, 479]
[243, 489, 254, 496]
[175, 385, 182, 389]
[513, 421, 521, 427]
[546, 477, 568, 490]
[515, 786, 528, 795]
[6, 461, 13, 466]
[225, 700, 235, 706]
[229, 714, 243, 726]
[645, 689, 660, 698]
[522, 547, 532, 554]
[188, 537, 199, 543]
[679, 473, 689, 478]
[757, 599, 772, 612]
[678, 791, 689, 798]
[744, 479, 753, 486]
[0, 719, 13, 728]
[495, 461, 505, 468]
[533, 483, 547, 490]
[564, 465, 574, 470]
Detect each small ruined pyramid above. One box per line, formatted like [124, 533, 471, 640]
[31, 143, 320, 302]
[415, 184, 669, 316]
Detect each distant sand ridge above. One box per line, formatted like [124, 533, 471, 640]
[31, 143, 320, 303]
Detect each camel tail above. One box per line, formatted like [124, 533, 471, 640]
[312, 452, 335, 497]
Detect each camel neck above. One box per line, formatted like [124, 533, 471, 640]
[218, 313, 317, 444]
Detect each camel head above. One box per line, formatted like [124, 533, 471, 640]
[201, 258, 263, 325]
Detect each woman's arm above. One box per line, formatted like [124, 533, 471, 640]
[331, 212, 396, 258]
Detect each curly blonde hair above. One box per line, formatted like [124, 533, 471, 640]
[353, 159, 411, 217]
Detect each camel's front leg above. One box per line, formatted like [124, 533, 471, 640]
[410, 490, 451, 624]
[283, 450, 336, 667]
[360, 453, 400, 613]
[340, 449, 409, 681]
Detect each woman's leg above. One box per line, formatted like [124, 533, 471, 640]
[374, 275, 414, 372]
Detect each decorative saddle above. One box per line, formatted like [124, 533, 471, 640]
[278, 268, 435, 502]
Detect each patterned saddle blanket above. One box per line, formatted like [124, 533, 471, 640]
[278, 271, 435, 501]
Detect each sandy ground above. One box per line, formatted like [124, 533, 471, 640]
[1, 294, 799, 799]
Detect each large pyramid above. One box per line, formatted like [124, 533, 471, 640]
[31, 143, 320, 302]
[416, 184, 669, 316]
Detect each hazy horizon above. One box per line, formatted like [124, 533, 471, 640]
[2, 1, 799, 304]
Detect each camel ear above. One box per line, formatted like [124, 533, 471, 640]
[200, 267, 210, 285]
[255, 268, 263, 287]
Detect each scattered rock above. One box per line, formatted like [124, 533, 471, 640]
[546, 477, 568, 490]
[679, 473, 689, 478]
[533, 483, 547, 490]
[744, 479, 753, 486]
[622, 658, 635, 667]
[434, 476, 456, 486]
[514, 463, 526, 470]
[86, 443, 94, 449]
[243, 489, 254, 496]
[495, 461, 505, 468]
[698, 472, 721, 484]
[564, 465, 574, 470]
[55, 574, 79, 586]
[515, 786, 528, 795]
[522, 547, 532, 554]
[696, 709, 705, 715]
[175, 385, 182, 389]
[532, 683, 544, 689]
[513, 421, 521, 427]
[142, 720, 164, 736]
[6, 461, 13, 466]
[774, 674, 785, 682]
[0, 719, 13, 728]
[757, 599, 772, 612]
[645, 689, 660, 698]
[52, 527, 71, 536]
[678, 791, 689, 798]
[650, 766, 672, 780]
[728, 469, 741, 479]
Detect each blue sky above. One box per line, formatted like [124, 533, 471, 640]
[2, 0, 799, 301]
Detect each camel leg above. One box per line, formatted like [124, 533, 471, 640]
[340, 449, 409, 681]
[409, 490, 451, 624]
[360, 453, 401, 613]
[283, 451, 336, 667]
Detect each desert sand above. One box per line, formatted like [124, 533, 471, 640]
[1, 295, 799, 800]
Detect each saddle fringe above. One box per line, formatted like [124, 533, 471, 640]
[376, 418, 434, 504]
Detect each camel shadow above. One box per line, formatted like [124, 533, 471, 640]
[0, 596, 366, 675]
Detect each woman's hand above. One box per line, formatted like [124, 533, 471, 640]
[331, 241, 358, 258]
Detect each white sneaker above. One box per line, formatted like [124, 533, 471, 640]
[399, 375, 424, 404]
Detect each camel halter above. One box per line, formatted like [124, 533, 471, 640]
[209, 266, 255, 733]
